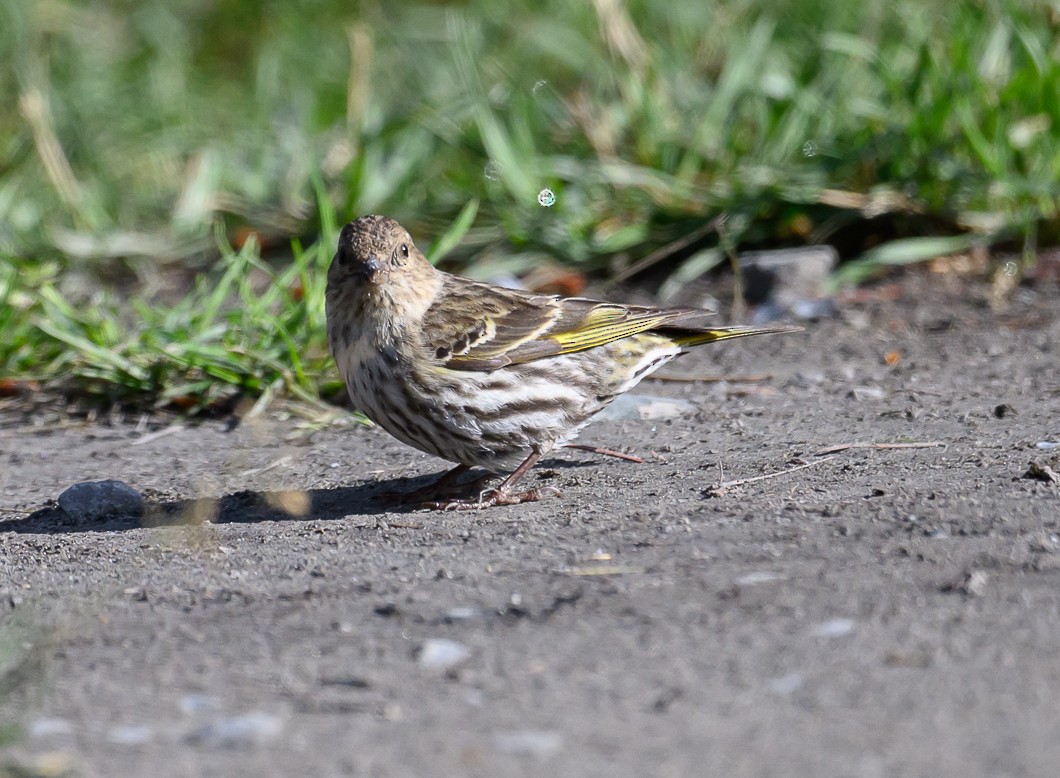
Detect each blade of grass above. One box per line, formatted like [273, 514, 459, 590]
[428, 198, 479, 264]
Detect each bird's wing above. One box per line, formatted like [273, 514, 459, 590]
[422, 275, 711, 371]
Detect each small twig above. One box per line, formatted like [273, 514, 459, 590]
[381, 520, 424, 529]
[246, 378, 282, 421]
[724, 386, 776, 398]
[130, 424, 185, 446]
[650, 372, 772, 384]
[565, 444, 645, 463]
[704, 457, 834, 496]
[350, 519, 425, 531]
[606, 216, 723, 285]
[240, 455, 293, 477]
[719, 220, 746, 321]
[554, 565, 646, 576]
[814, 441, 945, 456]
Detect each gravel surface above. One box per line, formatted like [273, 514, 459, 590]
[1, 275, 1058, 777]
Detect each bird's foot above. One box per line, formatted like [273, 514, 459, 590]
[421, 485, 561, 511]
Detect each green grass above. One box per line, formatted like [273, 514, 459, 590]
[1, 0, 1058, 410]
[3, 198, 342, 414]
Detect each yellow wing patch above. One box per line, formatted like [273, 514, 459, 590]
[548, 312, 671, 354]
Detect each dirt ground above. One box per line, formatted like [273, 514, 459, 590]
[1, 274, 1058, 777]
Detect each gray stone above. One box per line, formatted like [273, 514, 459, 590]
[29, 718, 75, 737]
[596, 394, 695, 422]
[418, 638, 472, 672]
[811, 618, 857, 638]
[107, 724, 154, 744]
[57, 479, 144, 522]
[493, 730, 563, 759]
[768, 673, 805, 695]
[740, 246, 838, 322]
[186, 713, 284, 747]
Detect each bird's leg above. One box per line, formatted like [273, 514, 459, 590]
[564, 443, 645, 463]
[424, 445, 559, 511]
[378, 463, 475, 505]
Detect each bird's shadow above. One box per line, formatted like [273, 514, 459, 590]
[3, 458, 595, 535]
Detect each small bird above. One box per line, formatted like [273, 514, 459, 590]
[327, 215, 794, 509]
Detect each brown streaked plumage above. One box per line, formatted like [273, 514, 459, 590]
[326, 214, 796, 509]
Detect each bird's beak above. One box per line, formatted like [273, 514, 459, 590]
[358, 255, 383, 282]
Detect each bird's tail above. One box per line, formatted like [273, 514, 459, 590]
[671, 324, 801, 348]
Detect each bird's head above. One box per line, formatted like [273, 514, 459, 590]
[328, 215, 439, 315]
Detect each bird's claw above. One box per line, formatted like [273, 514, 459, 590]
[420, 485, 560, 511]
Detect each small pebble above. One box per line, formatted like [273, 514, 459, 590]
[179, 694, 222, 715]
[108, 725, 153, 745]
[596, 394, 694, 422]
[740, 246, 837, 322]
[418, 638, 472, 672]
[842, 310, 871, 330]
[493, 729, 563, 759]
[791, 298, 837, 320]
[963, 571, 990, 597]
[1035, 441, 1060, 450]
[736, 571, 786, 586]
[443, 606, 484, 622]
[849, 386, 885, 401]
[811, 618, 856, 638]
[29, 718, 74, 738]
[57, 480, 144, 522]
[768, 673, 804, 695]
[186, 713, 284, 747]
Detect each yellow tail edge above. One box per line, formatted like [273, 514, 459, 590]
[675, 324, 803, 348]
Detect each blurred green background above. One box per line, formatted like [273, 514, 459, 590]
[1, 0, 1058, 412]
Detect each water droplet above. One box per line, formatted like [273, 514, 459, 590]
[802, 140, 818, 157]
[484, 161, 502, 181]
[537, 188, 556, 207]
[532, 79, 548, 95]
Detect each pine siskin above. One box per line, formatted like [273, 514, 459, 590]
[326, 215, 796, 509]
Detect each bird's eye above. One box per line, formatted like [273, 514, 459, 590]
[399, 243, 409, 258]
